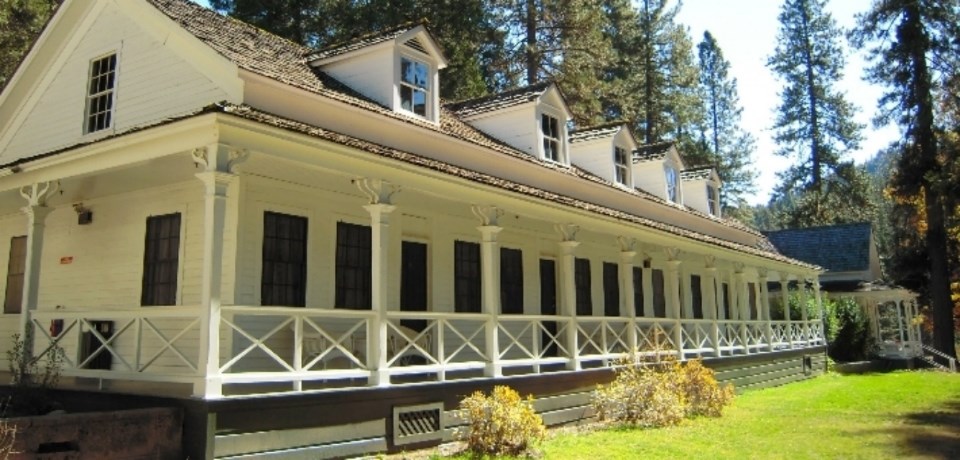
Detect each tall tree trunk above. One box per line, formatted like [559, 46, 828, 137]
[903, 1, 957, 359]
[526, 0, 537, 85]
[799, 0, 822, 192]
[643, 0, 655, 144]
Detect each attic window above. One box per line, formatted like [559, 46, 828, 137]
[542, 114, 561, 162]
[85, 53, 117, 134]
[665, 165, 679, 203]
[707, 184, 719, 216]
[400, 57, 429, 117]
[614, 146, 629, 185]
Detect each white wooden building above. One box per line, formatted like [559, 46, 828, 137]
[0, 0, 827, 457]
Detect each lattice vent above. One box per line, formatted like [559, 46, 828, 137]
[393, 402, 444, 446]
[404, 37, 428, 55]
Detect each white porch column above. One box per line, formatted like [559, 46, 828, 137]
[703, 257, 720, 357]
[799, 279, 810, 344]
[641, 258, 653, 318]
[812, 275, 823, 345]
[664, 248, 683, 358]
[556, 224, 580, 370]
[357, 178, 399, 387]
[781, 277, 792, 349]
[759, 270, 774, 351]
[16, 182, 57, 354]
[473, 205, 503, 378]
[193, 145, 235, 398]
[618, 237, 637, 352]
[733, 265, 749, 355]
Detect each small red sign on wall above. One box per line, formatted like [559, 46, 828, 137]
[60, 256, 73, 265]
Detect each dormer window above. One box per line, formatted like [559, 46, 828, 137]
[85, 53, 117, 134]
[614, 146, 630, 185]
[707, 184, 719, 216]
[542, 114, 561, 162]
[400, 57, 429, 117]
[665, 165, 679, 203]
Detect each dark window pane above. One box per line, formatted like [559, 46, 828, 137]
[261, 212, 307, 307]
[401, 241, 428, 331]
[748, 282, 757, 320]
[3, 236, 27, 314]
[632, 267, 643, 316]
[575, 258, 592, 316]
[454, 241, 481, 313]
[603, 262, 619, 317]
[691, 275, 703, 319]
[652, 269, 666, 317]
[141, 213, 181, 306]
[336, 222, 371, 310]
[500, 247, 523, 314]
[539, 259, 558, 357]
[722, 282, 731, 319]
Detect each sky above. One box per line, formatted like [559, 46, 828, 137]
[192, 0, 897, 206]
[674, 0, 900, 205]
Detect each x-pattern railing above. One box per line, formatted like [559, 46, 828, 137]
[635, 320, 678, 356]
[681, 321, 712, 353]
[576, 318, 630, 358]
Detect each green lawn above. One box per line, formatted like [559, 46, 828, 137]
[538, 372, 960, 459]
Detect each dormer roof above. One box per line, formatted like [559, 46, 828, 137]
[570, 121, 633, 143]
[307, 22, 448, 69]
[633, 141, 674, 163]
[447, 82, 569, 119]
[680, 166, 719, 182]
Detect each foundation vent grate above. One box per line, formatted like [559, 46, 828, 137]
[393, 402, 444, 446]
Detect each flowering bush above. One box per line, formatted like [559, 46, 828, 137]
[681, 359, 735, 417]
[456, 385, 545, 457]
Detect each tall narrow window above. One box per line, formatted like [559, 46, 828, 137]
[722, 282, 731, 319]
[500, 247, 523, 314]
[748, 282, 758, 319]
[603, 262, 619, 317]
[633, 266, 643, 316]
[85, 53, 117, 134]
[541, 114, 561, 161]
[141, 213, 181, 306]
[336, 222, 371, 309]
[454, 241, 481, 312]
[614, 146, 629, 185]
[3, 236, 26, 314]
[400, 57, 429, 117]
[574, 258, 592, 316]
[665, 165, 679, 202]
[707, 184, 719, 216]
[691, 275, 703, 319]
[652, 269, 666, 317]
[400, 241, 428, 331]
[261, 212, 307, 307]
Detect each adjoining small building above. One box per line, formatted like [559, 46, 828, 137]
[765, 222, 921, 360]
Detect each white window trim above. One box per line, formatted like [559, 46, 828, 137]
[613, 145, 631, 187]
[664, 164, 680, 203]
[83, 48, 121, 136]
[538, 109, 567, 164]
[395, 49, 437, 122]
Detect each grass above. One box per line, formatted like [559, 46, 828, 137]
[538, 371, 960, 459]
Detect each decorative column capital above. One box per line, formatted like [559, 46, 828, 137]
[227, 147, 250, 173]
[619, 251, 636, 263]
[195, 171, 234, 197]
[363, 203, 397, 222]
[758, 268, 769, 281]
[617, 236, 638, 253]
[19, 181, 59, 207]
[477, 225, 503, 242]
[558, 240, 580, 255]
[355, 178, 399, 205]
[664, 247, 681, 262]
[704, 255, 717, 269]
[471, 205, 503, 226]
[555, 223, 579, 242]
[733, 262, 745, 275]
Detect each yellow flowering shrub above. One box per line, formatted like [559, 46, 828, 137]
[456, 385, 545, 457]
[681, 358, 735, 417]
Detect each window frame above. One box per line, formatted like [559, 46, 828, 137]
[500, 247, 524, 314]
[707, 183, 719, 216]
[613, 145, 630, 186]
[260, 211, 308, 307]
[454, 240, 482, 313]
[141, 213, 183, 307]
[539, 111, 565, 163]
[398, 52, 434, 120]
[3, 236, 27, 314]
[84, 51, 119, 135]
[602, 262, 620, 317]
[574, 258, 592, 316]
[335, 221, 372, 310]
[664, 164, 679, 203]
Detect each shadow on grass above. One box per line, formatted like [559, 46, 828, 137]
[870, 400, 960, 459]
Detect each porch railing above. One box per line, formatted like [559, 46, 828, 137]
[23, 307, 827, 396]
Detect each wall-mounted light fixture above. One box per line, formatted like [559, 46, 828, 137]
[73, 203, 92, 225]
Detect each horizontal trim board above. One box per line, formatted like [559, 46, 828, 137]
[214, 419, 384, 457]
[218, 437, 387, 459]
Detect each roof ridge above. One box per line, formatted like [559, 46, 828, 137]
[446, 81, 552, 110]
[307, 20, 426, 58]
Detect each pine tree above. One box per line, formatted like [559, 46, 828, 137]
[767, 0, 864, 217]
[851, 0, 960, 358]
[696, 31, 756, 212]
[0, 0, 58, 91]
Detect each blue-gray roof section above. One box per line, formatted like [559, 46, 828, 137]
[764, 223, 873, 273]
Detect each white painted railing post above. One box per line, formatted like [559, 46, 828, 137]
[16, 182, 56, 357]
[781, 277, 792, 349]
[556, 224, 580, 370]
[357, 178, 399, 387]
[812, 276, 823, 346]
[759, 270, 774, 352]
[799, 280, 810, 345]
[193, 145, 234, 398]
[618, 237, 637, 353]
[664, 249, 683, 359]
[704, 257, 720, 357]
[734, 266, 749, 355]
[473, 205, 503, 378]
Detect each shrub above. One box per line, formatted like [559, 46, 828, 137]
[681, 359, 735, 417]
[594, 356, 735, 427]
[826, 296, 873, 362]
[5, 332, 65, 416]
[456, 385, 545, 457]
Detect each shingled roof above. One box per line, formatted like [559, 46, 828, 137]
[446, 82, 552, 118]
[765, 223, 873, 272]
[633, 141, 674, 163]
[680, 167, 715, 181]
[306, 22, 421, 62]
[569, 122, 627, 143]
